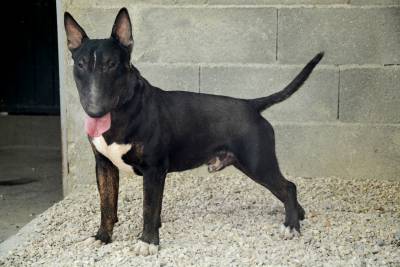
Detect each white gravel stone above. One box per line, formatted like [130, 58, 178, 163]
[0, 173, 399, 266]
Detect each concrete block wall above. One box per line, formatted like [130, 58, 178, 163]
[58, 0, 400, 195]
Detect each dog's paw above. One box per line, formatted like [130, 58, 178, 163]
[280, 224, 300, 240]
[133, 240, 158, 256]
[94, 230, 112, 244]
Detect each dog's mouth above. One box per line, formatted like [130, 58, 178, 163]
[85, 112, 111, 137]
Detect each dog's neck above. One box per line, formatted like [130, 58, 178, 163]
[108, 65, 159, 141]
[115, 65, 147, 116]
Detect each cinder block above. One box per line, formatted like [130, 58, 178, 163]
[278, 7, 400, 64]
[209, 0, 348, 4]
[136, 64, 199, 92]
[350, 0, 400, 5]
[339, 67, 400, 123]
[175, 0, 208, 4]
[94, 0, 175, 7]
[273, 122, 400, 180]
[200, 65, 338, 122]
[65, 0, 213, 8]
[132, 7, 277, 63]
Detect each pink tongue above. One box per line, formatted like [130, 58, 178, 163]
[84, 113, 111, 137]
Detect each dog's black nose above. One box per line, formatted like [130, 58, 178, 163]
[85, 106, 107, 118]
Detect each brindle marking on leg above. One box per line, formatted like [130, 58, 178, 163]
[95, 163, 119, 243]
[89, 141, 120, 244]
[207, 151, 236, 173]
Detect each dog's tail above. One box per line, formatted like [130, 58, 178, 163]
[249, 52, 324, 112]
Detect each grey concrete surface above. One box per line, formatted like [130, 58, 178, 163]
[137, 64, 199, 92]
[339, 66, 400, 123]
[273, 122, 400, 180]
[278, 7, 400, 64]
[209, 0, 349, 4]
[350, 0, 400, 5]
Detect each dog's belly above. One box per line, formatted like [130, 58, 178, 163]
[92, 136, 134, 173]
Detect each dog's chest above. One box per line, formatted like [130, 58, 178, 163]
[92, 136, 134, 173]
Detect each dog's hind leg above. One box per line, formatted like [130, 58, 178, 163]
[233, 122, 304, 238]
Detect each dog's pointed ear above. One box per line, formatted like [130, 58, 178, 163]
[64, 12, 88, 50]
[111, 8, 133, 50]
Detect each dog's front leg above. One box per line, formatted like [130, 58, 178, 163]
[94, 152, 119, 244]
[134, 167, 166, 256]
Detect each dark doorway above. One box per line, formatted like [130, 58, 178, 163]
[1, 0, 59, 115]
[0, 0, 62, 243]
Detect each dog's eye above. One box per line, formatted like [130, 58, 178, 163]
[77, 62, 84, 69]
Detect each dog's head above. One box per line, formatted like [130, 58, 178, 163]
[64, 8, 136, 120]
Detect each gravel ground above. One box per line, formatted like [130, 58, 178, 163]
[0, 172, 399, 266]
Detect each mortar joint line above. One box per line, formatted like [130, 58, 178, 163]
[337, 66, 341, 120]
[275, 9, 279, 62]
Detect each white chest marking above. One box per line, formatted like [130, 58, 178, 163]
[92, 136, 134, 173]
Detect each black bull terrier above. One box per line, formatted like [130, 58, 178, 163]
[64, 8, 323, 255]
